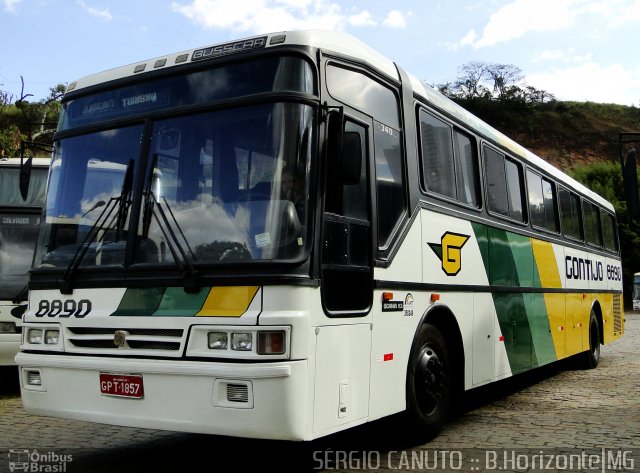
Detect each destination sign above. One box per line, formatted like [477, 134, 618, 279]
[191, 37, 268, 62]
[0, 214, 40, 227]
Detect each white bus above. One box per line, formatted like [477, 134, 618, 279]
[0, 157, 48, 367]
[17, 31, 623, 441]
[633, 273, 640, 311]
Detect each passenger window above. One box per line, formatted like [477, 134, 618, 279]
[419, 111, 455, 199]
[485, 146, 525, 222]
[527, 170, 558, 232]
[454, 131, 480, 207]
[601, 210, 618, 252]
[505, 160, 524, 222]
[485, 147, 508, 216]
[583, 201, 602, 247]
[418, 110, 479, 207]
[558, 187, 583, 240]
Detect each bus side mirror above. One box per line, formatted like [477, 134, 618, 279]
[19, 156, 33, 201]
[340, 132, 362, 185]
[326, 108, 343, 161]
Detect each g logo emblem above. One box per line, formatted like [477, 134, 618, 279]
[428, 232, 470, 276]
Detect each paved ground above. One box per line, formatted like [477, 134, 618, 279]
[0, 313, 638, 472]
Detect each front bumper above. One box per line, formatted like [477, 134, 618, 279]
[17, 352, 309, 440]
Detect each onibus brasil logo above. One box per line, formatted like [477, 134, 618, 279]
[8, 449, 72, 472]
[428, 232, 470, 276]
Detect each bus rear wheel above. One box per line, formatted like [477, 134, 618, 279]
[582, 311, 600, 369]
[405, 323, 452, 440]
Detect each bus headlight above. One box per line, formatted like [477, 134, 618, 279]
[187, 326, 290, 359]
[27, 329, 44, 344]
[231, 333, 252, 351]
[45, 329, 60, 345]
[22, 324, 63, 351]
[207, 332, 228, 350]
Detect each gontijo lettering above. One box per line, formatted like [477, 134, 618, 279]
[565, 257, 621, 281]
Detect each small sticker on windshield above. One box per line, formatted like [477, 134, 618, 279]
[255, 232, 272, 248]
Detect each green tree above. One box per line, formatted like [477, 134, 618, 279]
[570, 162, 640, 307]
[0, 124, 26, 158]
[0, 79, 65, 157]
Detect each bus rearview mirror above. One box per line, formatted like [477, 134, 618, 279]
[19, 156, 33, 201]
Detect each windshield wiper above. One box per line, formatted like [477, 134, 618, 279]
[145, 193, 200, 288]
[60, 160, 134, 294]
[141, 154, 199, 291]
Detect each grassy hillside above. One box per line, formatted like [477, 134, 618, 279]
[454, 98, 640, 172]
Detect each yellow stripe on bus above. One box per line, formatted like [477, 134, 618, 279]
[531, 239, 567, 358]
[196, 286, 260, 317]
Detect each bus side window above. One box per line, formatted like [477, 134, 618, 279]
[419, 110, 455, 199]
[454, 130, 480, 207]
[418, 108, 480, 208]
[527, 170, 559, 233]
[583, 201, 602, 247]
[484, 145, 525, 222]
[601, 209, 618, 252]
[558, 187, 583, 241]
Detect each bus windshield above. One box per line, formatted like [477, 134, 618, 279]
[634, 274, 640, 301]
[0, 165, 48, 300]
[35, 56, 316, 270]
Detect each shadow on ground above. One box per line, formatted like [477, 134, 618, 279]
[54, 356, 588, 473]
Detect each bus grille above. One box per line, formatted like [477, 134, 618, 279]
[613, 294, 622, 333]
[65, 327, 185, 356]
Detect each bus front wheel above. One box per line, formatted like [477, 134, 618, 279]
[405, 323, 452, 440]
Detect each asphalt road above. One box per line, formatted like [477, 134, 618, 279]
[0, 313, 638, 472]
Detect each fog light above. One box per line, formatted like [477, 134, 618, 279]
[45, 330, 60, 345]
[27, 329, 43, 344]
[25, 370, 42, 386]
[208, 332, 228, 350]
[0, 322, 16, 334]
[257, 331, 285, 355]
[231, 332, 252, 351]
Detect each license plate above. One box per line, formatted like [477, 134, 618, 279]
[99, 373, 144, 399]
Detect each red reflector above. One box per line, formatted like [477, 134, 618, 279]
[383, 353, 393, 361]
[499, 336, 505, 342]
[382, 292, 393, 301]
[431, 293, 440, 302]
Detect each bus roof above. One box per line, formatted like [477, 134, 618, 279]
[65, 30, 613, 212]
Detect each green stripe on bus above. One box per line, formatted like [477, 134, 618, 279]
[153, 286, 210, 316]
[472, 223, 558, 372]
[525, 293, 557, 364]
[111, 287, 166, 316]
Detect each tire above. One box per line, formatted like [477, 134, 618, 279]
[405, 323, 452, 440]
[582, 311, 601, 369]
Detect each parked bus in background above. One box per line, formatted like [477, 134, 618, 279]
[633, 273, 640, 311]
[17, 31, 623, 441]
[0, 157, 48, 367]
